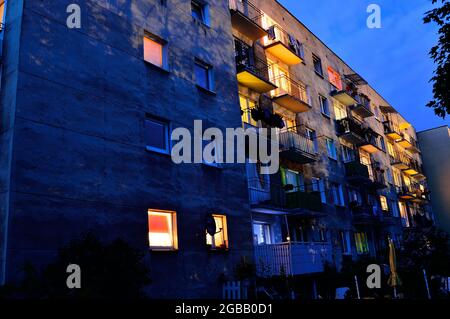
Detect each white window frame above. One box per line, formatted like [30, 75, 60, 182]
[148, 209, 178, 251]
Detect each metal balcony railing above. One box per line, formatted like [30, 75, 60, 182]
[235, 52, 273, 84]
[247, 178, 323, 212]
[270, 74, 309, 105]
[265, 24, 304, 58]
[229, 0, 265, 25]
[278, 127, 316, 157]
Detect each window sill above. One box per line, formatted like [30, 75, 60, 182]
[321, 112, 331, 119]
[192, 17, 211, 29]
[196, 84, 217, 96]
[143, 60, 170, 74]
[149, 248, 178, 252]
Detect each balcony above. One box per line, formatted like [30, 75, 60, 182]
[397, 185, 416, 201]
[398, 133, 420, 153]
[351, 204, 382, 224]
[350, 94, 374, 118]
[264, 25, 303, 65]
[336, 117, 367, 145]
[278, 128, 317, 164]
[383, 121, 402, 141]
[235, 52, 277, 93]
[254, 242, 331, 276]
[229, 0, 268, 40]
[248, 179, 324, 214]
[330, 79, 359, 107]
[270, 74, 312, 113]
[359, 128, 382, 154]
[403, 158, 422, 176]
[390, 152, 412, 170]
[345, 161, 387, 190]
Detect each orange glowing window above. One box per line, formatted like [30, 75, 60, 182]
[327, 67, 342, 91]
[143, 34, 167, 69]
[148, 210, 177, 250]
[206, 214, 228, 250]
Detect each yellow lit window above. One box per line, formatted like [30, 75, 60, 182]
[144, 35, 166, 69]
[148, 209, 178, 250]
[206, 214, 228, 250]
[380, 195, 389, 211]
[239, 95, 258, 127]
[333, 100, 347, 120]
[354, 232, 369, 255]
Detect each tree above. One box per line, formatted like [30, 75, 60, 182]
[424, 0, 450, 118]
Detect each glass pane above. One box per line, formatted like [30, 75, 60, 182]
[143, 37, 163, 67]
[195, 63, 209, 89]
[145, 119, 167, 151]
[191, 2, 204, 21]
[148, 211, 173, 248]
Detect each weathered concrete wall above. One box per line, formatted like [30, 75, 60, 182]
[5, 0, 253, 298]
[0, 0, 24, 285]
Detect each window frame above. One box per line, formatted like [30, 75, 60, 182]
[354, 232, 370, 255]
[145, 115, 171, 155]
[325, 137, 338, 160]
[312, 54, 323, 77]
[380, 195, 389, 212]
[319, 95, 330, 117]
[148, 209, 178, 251]
[191, 0, 210, 26]
[194, 58, 215, 92]
[143, 32, 169, 71]
[340, 231, 351, 255]
[253, 222, 272, 245]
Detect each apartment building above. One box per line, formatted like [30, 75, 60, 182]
[0, 0, 434, 298]
[417, 126, 450, 234]
[230, 0, 433, 280]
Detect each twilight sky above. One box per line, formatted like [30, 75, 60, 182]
[278, 0, 449, 132]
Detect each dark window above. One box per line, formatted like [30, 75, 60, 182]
[319, 95, 330, 116]
[195, 58, 213, 90]
[313, 54, 323, 76]
[191, 0, 207, 24]
[145, 116, 170, 154]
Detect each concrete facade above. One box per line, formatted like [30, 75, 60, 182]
[418, 126, 450, 234]
[0, 0, 435, 298]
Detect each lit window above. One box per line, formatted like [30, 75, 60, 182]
[206, 214, 228, 249]
[313, 54, 323, 76]
[194, 58, 214, 91]
[340, 231, 351, 254]
[327, 67, 342, 90]
[354, 232, 370, 255]
[143, 34, 168, 69]
[320, 95, 330, 117]
[145, 116, 170, 154]
[0, 1, 5, 28]
[380, 195, 389, 211]
[325, 138, 337, 160]
[239, 95, 258, 127]
[191, 0, 209, 25]
[333, 100, 347, 120]
[148, 210, 177, 250]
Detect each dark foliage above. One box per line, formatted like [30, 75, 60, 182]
[1, 233, 150, 299]
[424, 0, 450, 118]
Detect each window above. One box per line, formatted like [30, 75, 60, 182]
[206, 214, 228, 250]
[348, 188, 361, 205]
[202, 138, 222, 167]
[145, 116, 170, 154]
[386, 168, 393, 184]
[281, 167, 304, 192]
[380, 195, 389, 211]
[355, 232, 370, 254]
[398, 202, 410, 227]
[253, 222, 272, 245]
[373, 105, 381, 120]
[392, 168, 402, 187]
[387, 141, 396, 158]
[314, 178, 327, 204]
[191, 0, 209, 25]
[325, 138, 337, 160]
[391, 200, 400, 217]
[319, 95, 330, 117]
[332, 183, 345, 206]
[333, 100, 347, 120]
[305, 128, 318, 153]
[380, 137, 386, 152]
[340, 231, 351, 254]
[327, 67, 342, 90]
[313, 54, 323, 76]
[341, 145, 355, 163]
[148, 210, 178, 250]
[194, 58, 214, 91]
[0, 0, 5, 27]
[143, 33, 168, 70]
[239, 95, 258, 127]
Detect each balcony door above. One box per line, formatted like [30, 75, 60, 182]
[268, 60, 289, 95]
[281, 167, 304, 193]
[253, 222, 272, 245]
[359, 150, 373, 180]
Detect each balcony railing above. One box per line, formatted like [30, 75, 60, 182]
[383, 121, 402, 140]
[254, 242, 331, 276]
[398, 133, 420, 153]
[279, 127, 317, 163]
[229, 0, 267, 40]
[350, 94, 374, 118]
[247, 179, 323, 212]
[264, 24, 303, 65]
[390, 151, 412, 170]
[330, 78, 359, 107]
[270, 74, 311, 113]
[350, 204, 383, 224]
[345, 160, 387, 189]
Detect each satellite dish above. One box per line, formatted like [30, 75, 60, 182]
[206, 214, 217, 236]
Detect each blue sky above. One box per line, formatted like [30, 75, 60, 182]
[278, 0, 449, 131]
